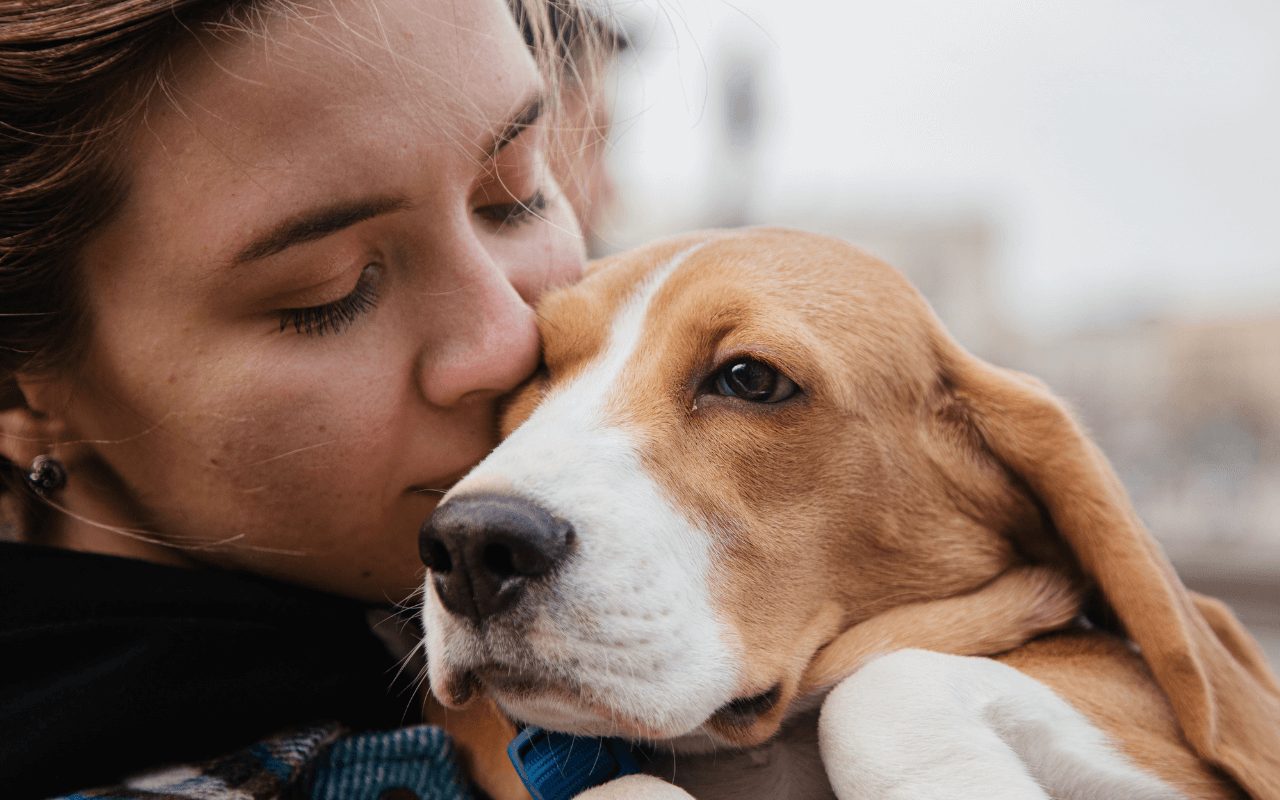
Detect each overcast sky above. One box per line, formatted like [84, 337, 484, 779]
[603, 0, 1280, 334]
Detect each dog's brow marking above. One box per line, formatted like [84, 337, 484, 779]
[563, 241, 707, 411]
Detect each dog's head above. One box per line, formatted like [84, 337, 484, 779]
[420, 229, 1279, 788]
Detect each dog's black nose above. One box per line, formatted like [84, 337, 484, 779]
[420, 493, 574, 625]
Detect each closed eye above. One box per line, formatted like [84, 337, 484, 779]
[476, 189, 548, 230]
[278, 263, 381, 336]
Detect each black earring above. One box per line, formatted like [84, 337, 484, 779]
[25, 455, 67, 496]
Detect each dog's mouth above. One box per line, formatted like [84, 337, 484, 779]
[441, 659, 748, 742]
[475, 663, 576, 698]
[711, 683, 782, 726]
[434, 662, 561, 707]
[479, 667, 678, 739]
[440, 662, 615, 727]
[697, 681, 796, 747]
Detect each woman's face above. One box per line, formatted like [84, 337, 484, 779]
[53, 0, 583, 601]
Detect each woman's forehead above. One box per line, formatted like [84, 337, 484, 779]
[173, 0, 536, 122]
[102, 0, 540, 271]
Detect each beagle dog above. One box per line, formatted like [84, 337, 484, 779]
[420, 228, 1280, 800]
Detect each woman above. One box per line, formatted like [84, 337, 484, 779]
[0, 0, 613, 797]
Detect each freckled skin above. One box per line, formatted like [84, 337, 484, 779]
[19, 0, 585, 603]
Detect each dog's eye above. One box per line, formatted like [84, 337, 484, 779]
[713, 358, 798, 403]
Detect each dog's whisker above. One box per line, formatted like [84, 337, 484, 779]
[411, 486, 448, 496]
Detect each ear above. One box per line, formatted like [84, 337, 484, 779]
[937, 337, 1280, 798]
[0, 375, 75, 534]
[0, 375, 72, 465]
[1, 373, 82, 489]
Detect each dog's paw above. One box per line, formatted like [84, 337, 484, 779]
[574, 774, 698, 799]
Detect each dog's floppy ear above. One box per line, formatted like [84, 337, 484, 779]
[936, 337, 1280, 799]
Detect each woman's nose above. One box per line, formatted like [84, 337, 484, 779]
[415, 253, 541, 409]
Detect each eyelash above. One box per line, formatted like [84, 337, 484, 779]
[476, 189, 547, 229]
[279, 263, 380, 337]
[275, 189, 544, 338]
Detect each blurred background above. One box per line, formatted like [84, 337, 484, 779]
[583, 0, 1280, 663]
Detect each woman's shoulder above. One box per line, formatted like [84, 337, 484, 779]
[57, 723, 475, 800]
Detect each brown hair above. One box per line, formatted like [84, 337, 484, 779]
[0, 0, 617, 527]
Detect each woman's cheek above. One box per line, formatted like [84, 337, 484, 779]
[211, 363, 399, 486]
[138, 345, 404, 532]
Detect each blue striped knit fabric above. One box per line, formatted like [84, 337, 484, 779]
[307, 725, 473, 800]
[56, 724, 474, 800]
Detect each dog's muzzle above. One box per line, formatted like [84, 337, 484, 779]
[420, 493, 574, 625]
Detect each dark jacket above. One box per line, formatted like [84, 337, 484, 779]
[0, 543, 471, 800]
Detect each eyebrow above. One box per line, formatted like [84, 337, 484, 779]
[232, 195, 411, 265]
[230, 92, 546, 266]
[485, 92, 546, 159]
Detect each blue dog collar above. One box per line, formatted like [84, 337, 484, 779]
[507, 726, 641, 800]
